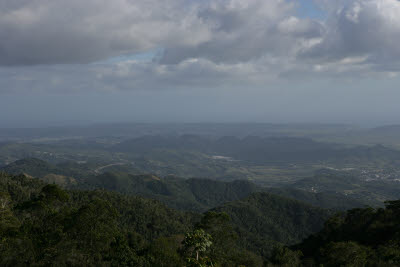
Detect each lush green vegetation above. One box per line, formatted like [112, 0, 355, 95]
[279, 201, 400, 266]
[0, 173, 196, 266]
[0, 172, 335, 266]
[4, 171, 400, 266]
[84, 172, 262, 212]
[212, 192, 330, 258]
[1, 159, 369, 212]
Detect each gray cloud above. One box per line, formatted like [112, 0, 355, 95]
[303, 0, 400, 72]
[0, 0, 400, 95]
[1, 0, 321, 66]
[160, 1, 324, 64]
[0, 0, 210, 65]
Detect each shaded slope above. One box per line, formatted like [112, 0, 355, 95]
[84, 172, 368, 212]
[291, 200, 400, 266]
[266, 187, 367, 211]
[84, 172, 261, 212]
[211, 192, 331, 257]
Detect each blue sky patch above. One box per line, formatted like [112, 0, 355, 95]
[295, 0, 326, 20]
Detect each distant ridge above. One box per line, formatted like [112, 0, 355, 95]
[370, 124, 400, 133]
[113, 135, 400, 163]
[1, 158, 60, 177]
[0, 157, 368, 212]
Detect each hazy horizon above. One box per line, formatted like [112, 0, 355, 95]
[0, 119, 394, 130]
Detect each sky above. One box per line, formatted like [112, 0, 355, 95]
[1, 0, 400, 127]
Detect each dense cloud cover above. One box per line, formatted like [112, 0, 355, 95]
[1, 0, 400, 92]
[0, 0, 311, 66]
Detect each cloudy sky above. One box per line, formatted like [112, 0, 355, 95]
[1, 0, 400, 127]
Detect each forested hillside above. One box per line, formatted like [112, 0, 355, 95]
[1, 159, 368, 212]
[265, 187, 367, 211]
[212, 193, 330, 258]
[280, 201, 400, 266]
[0, 172, 333, 266]
[2, 157, 400, 265]
[0, 173, 196, 266]
[84, 172, 262, 212]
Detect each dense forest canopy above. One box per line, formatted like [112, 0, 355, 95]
[2, 170, 400, 266]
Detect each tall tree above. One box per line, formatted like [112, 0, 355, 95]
[183, 229, 213, 266]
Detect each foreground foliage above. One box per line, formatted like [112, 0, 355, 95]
[280, 200, 400, 266]
[0, 173, 263, 266]
[3, 171, 400, 266]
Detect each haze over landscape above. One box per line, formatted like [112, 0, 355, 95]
[2, 1, 400, 266]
